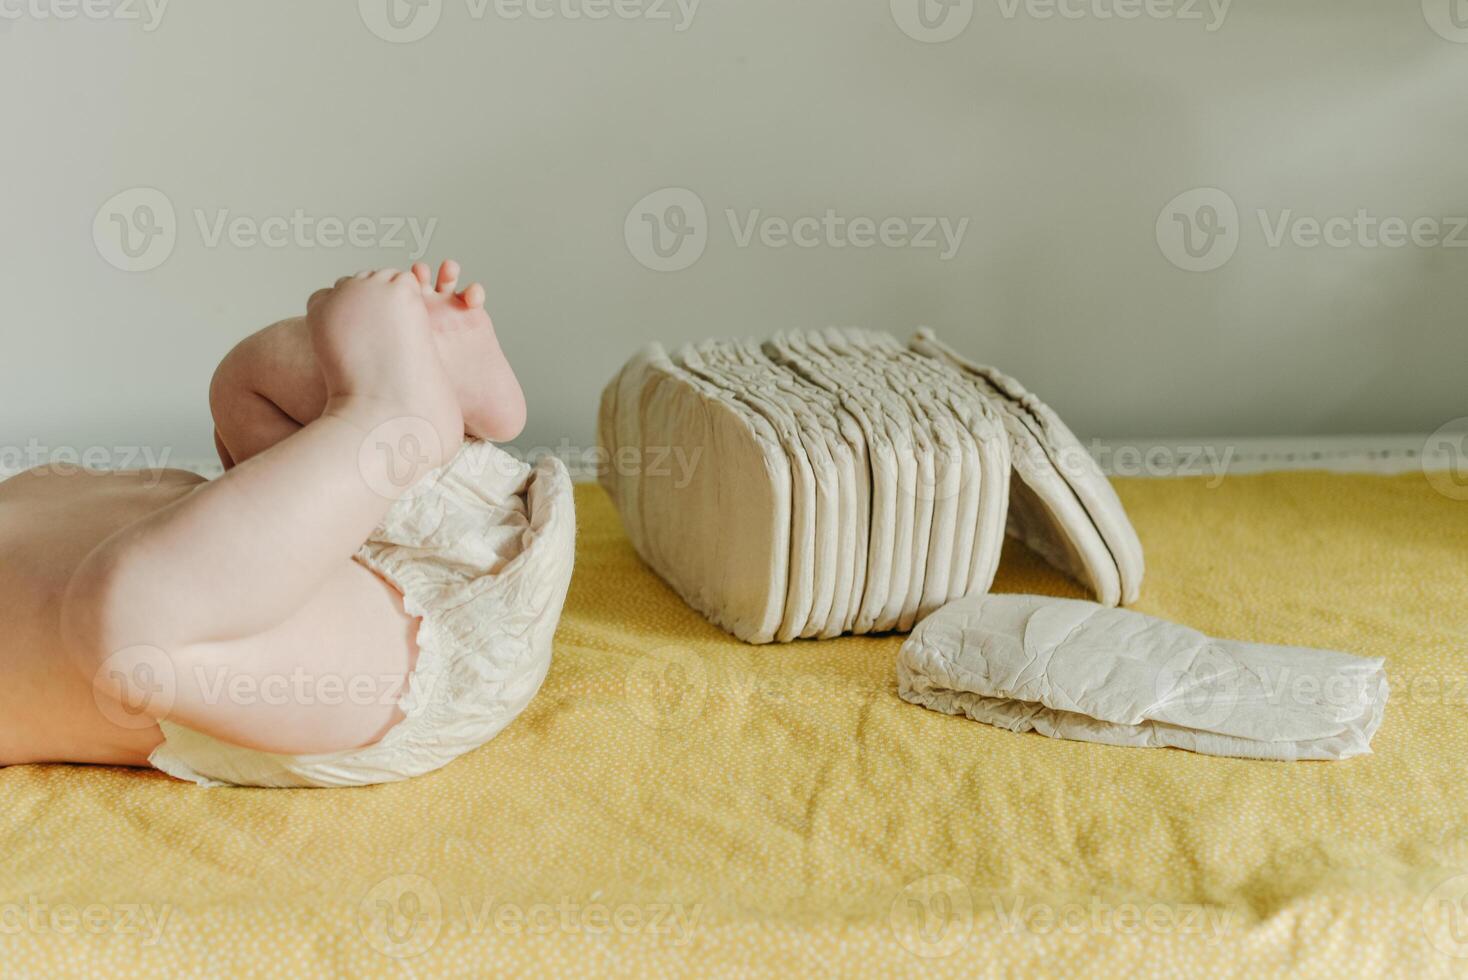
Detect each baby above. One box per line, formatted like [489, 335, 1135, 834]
[0, 261, 557, 785]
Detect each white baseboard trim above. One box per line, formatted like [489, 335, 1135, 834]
[550, 435, 1449, 482]
[1085, 434, 1447, 478]
[2, 434, 1453, 482]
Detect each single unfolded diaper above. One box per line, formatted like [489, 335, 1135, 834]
[148, 441, 578, 788]
[599, 328, 1144, 643]
[897, 594, 1388, 761]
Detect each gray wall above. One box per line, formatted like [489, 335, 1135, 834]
[3, 0, 1466, 467]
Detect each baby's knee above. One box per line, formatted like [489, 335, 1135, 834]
[208, 333, 263, 430]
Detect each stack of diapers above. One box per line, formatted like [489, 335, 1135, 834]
[598, 328, 1144, 643]
[897, 595, 1389, 761]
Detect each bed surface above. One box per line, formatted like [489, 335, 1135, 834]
[4, 472, 1467, 976]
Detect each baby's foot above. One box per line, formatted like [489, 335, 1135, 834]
[412, 260, 527, 442]
[306, 269, 464, 471]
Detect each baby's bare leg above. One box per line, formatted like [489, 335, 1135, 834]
[64, 270, 464, 755]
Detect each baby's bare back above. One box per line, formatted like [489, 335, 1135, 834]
[0, 466, 205, 766]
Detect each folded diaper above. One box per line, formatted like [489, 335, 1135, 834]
[599, 328, 1144, 643]
[148, 441, 577, 788]
[600, 344, 792, 643]
[837, 329, 1011, 611]
[897, 594, 1388, 761]
[764, 330, 907, 635]
[772, 330, 926, 633]
[679, 338, 854, 639]
[677, 341, 827, 641]
[909, 329, 1145, 607]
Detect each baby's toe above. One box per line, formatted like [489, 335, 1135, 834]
[435, 260, 460, 294]
[460, 283, 486, 309]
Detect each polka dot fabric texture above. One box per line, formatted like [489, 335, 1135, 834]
[4, 473, 1468, 976]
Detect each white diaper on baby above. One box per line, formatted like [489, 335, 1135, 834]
[148, 441, 577, 788]
[898, 594, 1388, 761]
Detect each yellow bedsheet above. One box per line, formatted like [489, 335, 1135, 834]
[4, 472, 1468, 977]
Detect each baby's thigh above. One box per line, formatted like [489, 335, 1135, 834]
[168, 561, 418, 756]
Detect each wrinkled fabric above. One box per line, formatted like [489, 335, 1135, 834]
[148, 441, 577, 787]
[899, 594, 1388, 761]
[4, 474, 1465, 975]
